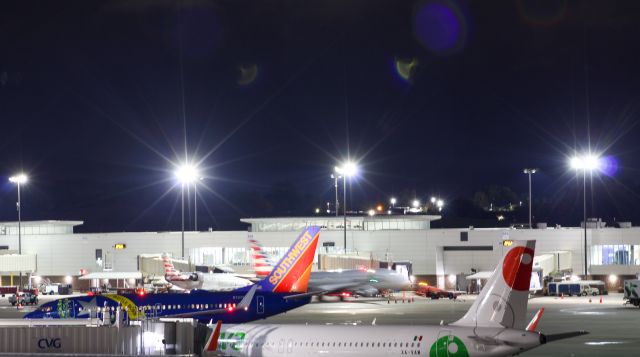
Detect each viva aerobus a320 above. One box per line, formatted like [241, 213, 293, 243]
[25, 226, 322, 324]
[204, 240, 588, 357]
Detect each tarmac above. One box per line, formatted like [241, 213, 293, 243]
[1, 293, 639, 356]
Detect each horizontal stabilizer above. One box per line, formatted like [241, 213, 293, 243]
[543, 331, 589, 343]
[526, 308, 544, 331]
[283, 290, 330, 300]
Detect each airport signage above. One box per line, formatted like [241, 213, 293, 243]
[37, 337, 61, 349]
[322, 241, 335, 247]
[114, 243, 126, 250]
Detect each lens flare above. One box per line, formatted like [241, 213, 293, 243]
[414, 0, 467, 55]
[394, 57, 419, 83]
[517, 0, 568, 28]
[599, 155, 619, 177]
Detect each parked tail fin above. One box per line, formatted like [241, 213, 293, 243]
[452, 240, 536, 330]
[162, 253, 180, 278]
[256, 226, 321, 293]
[249, 236, 274, 277]
[202, 320, 222, 356]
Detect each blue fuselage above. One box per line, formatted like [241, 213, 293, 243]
[25, 288, 310, 324]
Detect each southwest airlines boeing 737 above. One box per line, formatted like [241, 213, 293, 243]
[25, 226, 322, 324]
[204, 240, 588, 356]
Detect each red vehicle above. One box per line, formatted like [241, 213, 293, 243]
[0, 286, 18, 297]
[415, 282, 459, 299]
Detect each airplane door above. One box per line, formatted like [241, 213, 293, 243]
[257, 296, 265, 314]
[435, 330, 452, 357]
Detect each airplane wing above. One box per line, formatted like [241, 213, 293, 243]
[283, 290, 331, 300]
[165, 285, 258, 318]
[543, 331, 589, 343]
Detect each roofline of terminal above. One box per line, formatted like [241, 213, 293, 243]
[0, 220, 84, 227]
[240, 215, 442, 224]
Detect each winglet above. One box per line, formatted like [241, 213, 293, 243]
[237, 284, 257, 311]
[526, 307, 544, 332]
[203, 320, 222, 355]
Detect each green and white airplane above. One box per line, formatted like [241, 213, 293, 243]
[204, 240, 587, 356]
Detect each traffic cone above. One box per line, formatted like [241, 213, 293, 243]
[560, 293, 564, 299]
[600, 295, 603, 304]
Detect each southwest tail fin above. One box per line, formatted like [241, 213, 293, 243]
[249, 236, 275, 277]
[162, 253, 180, 278]
[256, 226, 321, 293]
[452, 240, 536, 330]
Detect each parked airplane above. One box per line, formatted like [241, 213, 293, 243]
[25, 226, 322, 324]
[207, 240, 588, 356]
[249, 237, 411, 297]
[162, 254, 252, 291]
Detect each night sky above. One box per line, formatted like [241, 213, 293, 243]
[1, 0, 640, 232]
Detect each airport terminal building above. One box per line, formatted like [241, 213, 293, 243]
[0, 216, 639, 291]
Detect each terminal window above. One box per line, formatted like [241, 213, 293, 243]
[591, 244, 640, 265]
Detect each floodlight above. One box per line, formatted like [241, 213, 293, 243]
[9, 174, 27, 184]
[175, 164, 199, 184]
[390, 197, 397, 205]
[570, 154, 601, 171]
[412, 200, 420, 208]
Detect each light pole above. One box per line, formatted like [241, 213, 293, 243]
[570, 154, 600, 277]
[335, 162, 357, 253]
[523, 168, 538, 229]
[175, 164, 199, 259]
[390, 197, 397, 208]
[331, 174, 341, 217]
[9, 173, 27, 289]
[194, 177, 203, 231]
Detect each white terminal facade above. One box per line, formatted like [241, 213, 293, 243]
[0, 216, 639, 290]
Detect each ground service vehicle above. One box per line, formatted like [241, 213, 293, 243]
[547, 280, 605, 296]
[9, 292, 38, 306]
[414, 282, 459, 299]
[0, 286, 18, 297]
[624, 279, 640, 307]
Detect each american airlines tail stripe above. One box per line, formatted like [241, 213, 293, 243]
[272, 231, 319, 293]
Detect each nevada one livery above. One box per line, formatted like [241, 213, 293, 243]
[207, 240, 588, 357]
[25, 226, 321, 324]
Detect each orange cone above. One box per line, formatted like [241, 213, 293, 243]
[600, 295, 603, 304]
